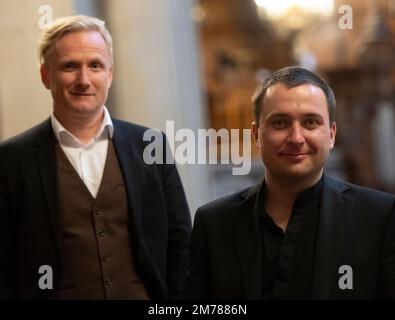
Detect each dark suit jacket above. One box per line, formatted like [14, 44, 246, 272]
[185, 175, 395, 299]
[0, 118, 191, 299]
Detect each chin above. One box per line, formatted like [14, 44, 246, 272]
[279, 166, 315, 179]
[70, 104, 100, 113]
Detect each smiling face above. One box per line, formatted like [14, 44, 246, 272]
[40, 30, 113, 120]
[252, 83, 336, 185]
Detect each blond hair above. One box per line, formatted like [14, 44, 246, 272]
[38, 15, 113, 66]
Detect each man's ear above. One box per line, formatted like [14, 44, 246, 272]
[329, 121, 337, 149]
[252, 121, 259, 149]
[40, 64, 50, 89]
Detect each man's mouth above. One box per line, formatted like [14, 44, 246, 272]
[279, 153, 310, 160]
[69, 92, 94, 96]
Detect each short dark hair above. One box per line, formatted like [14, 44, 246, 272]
[252, 66, 336, 126]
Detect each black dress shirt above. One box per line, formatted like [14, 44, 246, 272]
[256, 177, 323, 299]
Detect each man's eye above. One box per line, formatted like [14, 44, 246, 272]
[63, 63, 76, 71]
[304, 119, 319, 128]
[90, 62, 102, 70]
[272, 119, 287, 129]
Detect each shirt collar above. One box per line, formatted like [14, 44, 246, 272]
[255, 176, 324, 214]
[50, 106, 114, 148]
[293, 176, 323, 209]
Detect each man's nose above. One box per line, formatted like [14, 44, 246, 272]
[75, 67, 91, 88]
[287, 123, 305, 144]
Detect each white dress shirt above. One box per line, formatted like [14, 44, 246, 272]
[50, 107, 114, 198]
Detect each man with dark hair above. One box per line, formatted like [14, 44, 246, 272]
[185, 66, 395, 299]
[0, 15, 191, 300]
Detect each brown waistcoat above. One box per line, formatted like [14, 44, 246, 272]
[51, 140, 149, 300]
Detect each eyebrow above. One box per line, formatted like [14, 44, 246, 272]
[301, 113, 324, 119]
[267, 112, 324, 119]
[58, 56, 107, 66]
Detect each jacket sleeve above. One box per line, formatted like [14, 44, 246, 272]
[380, 198, 395, 298]
[0, 160, 14, 299]
[183, 208, 210, 299]
[161, 133, 192, 299]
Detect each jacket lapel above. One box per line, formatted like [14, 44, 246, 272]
[112, 121, 167, 297]
[312, 174, 353, 299]
[34, 119, 62, 258]
[111, 120, 143, 241]
[233, 184, 263, 299]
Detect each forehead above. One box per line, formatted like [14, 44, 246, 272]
[53, 30, 110, 61]
[262, 83, 329, 118]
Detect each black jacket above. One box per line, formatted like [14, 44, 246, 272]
[185, 175, 395, 299]
[0, 118, 192, 299]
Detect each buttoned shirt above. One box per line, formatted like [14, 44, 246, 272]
[50, 107, 114, 198]
[257, 177, 323, 299]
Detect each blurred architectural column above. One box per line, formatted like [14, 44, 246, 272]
[0, 0, 74, 140]
[358, 8, 395, 191]
[374, 103, 395, 189]
[104, 0, 211, 215]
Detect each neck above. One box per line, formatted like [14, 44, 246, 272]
[263, 170, 323, 231]
[54, 107, 104, 145]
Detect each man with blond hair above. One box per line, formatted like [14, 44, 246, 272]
[0, 15, 191, 300]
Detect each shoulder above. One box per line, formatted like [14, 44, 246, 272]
[325, 174, 395, 206]
[195, 184, 259, 221]
[0, 119, 52, 155]
[112, 118, 151, 136]
[112, 118, 167, 148]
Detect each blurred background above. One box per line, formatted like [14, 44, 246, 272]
[0, 0, 394, 218]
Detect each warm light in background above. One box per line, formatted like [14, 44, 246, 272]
[254, 0, 334, 17]
[254, 0, 334, 36]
